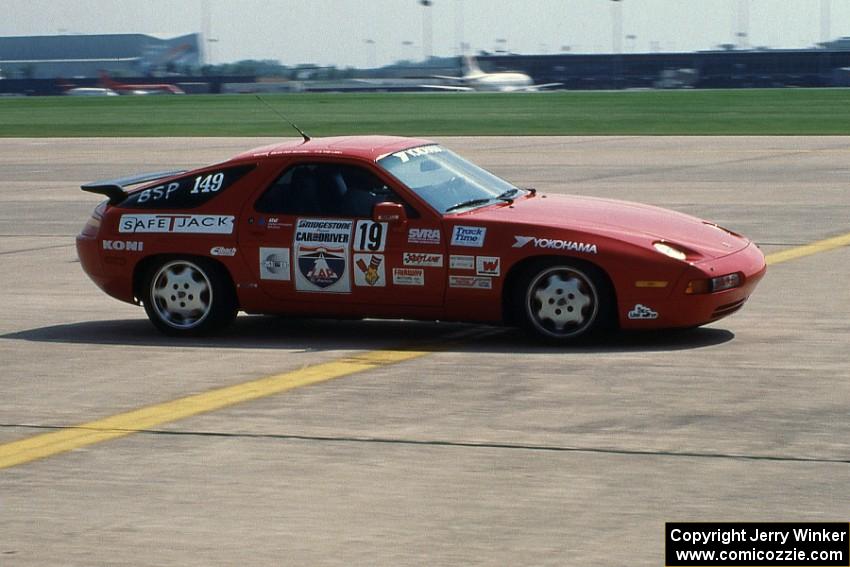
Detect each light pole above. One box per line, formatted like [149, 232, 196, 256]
[420, 0, 433, 61]
[735, 0, 749, 50]
[402, 40, 415, 63]
[610, 0, 623, 88]
[454, 0, 464, 57]
[364, 39, 376, 68]
[821, 0, 831, 44]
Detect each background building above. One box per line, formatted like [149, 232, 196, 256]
[0, 33, 201, 79]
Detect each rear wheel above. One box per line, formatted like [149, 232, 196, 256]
[515, 260, 613, 342]
[142, 258, 236, 336]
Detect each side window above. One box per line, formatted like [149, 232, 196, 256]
[121, 165, 254, 209]
[254, 163, 417, 218]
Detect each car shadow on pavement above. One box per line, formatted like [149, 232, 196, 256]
[1, 315, 734, 353]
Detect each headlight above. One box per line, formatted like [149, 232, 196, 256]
[653, 241, 687, 261]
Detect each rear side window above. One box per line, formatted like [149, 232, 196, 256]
[121, 164, 255, 209]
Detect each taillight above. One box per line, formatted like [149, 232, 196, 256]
[81, 201, 107, 237]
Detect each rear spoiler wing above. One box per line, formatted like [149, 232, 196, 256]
[81, 170, 186, 205]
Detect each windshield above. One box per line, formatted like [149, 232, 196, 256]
[377, 145, 522, 214]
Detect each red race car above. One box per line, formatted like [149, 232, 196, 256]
[76, 136, 766, 342]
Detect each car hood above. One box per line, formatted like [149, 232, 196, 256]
[475, 193, 750, 259]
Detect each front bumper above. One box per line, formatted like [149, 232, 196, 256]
[619, 242, 767, 329]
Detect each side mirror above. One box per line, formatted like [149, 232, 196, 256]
[373, 201, 407, 224]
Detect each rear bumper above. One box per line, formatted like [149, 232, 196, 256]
[619, 242, 767, 329]
[76, 233, 136, 304]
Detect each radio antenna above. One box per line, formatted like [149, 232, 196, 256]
[255, 95, 311, 143]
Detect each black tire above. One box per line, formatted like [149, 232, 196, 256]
[142, 257, 237, 336]
[513, 259, 615, 343]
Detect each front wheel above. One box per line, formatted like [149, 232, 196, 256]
[515, 260, 614, 342]
[142, 258, 236, 336]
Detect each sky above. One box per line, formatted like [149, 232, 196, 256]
[2, 0, 847, 68]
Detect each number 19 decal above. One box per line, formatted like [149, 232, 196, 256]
[354, 220, 388, 252]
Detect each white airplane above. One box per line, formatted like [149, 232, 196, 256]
[425, 56, 561, 92]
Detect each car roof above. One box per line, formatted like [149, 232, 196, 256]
[230, 135, 434, 162]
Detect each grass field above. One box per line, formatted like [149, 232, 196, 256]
[2, 89, 850, 136]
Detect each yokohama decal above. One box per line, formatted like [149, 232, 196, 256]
[512, 235, 597, 254]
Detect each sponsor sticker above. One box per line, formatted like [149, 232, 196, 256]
[135, 182, 180, 204]
[512, 235, 597, 254]
[403, 252, 444, 267]
[119, 214, 235, 234]
[449, 255, 475, 270]
[628, 304, 658, 320]
[259, 247, 291, 281]
[449, 275, 493, 290]
[293, 218, 352, 293]
[392, 267, 425, 286]
[475, 256, 500, 276]
[451, 226, 487, 247]
[390, 145, 444, 163]
[407, 227, 441, 245]
[210, 246, 236, 257]
[354, 253, 385, 287]
[267, 217, 292, 230]
[102, 240, 143, 252]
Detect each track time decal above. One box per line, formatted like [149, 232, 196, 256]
[451, 226, 486, 247]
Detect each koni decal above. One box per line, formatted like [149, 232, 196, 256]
[102, 240, 143, 252]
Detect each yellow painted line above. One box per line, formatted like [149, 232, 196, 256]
[765, 231, 850, 266]
[0, 348, 429, 470]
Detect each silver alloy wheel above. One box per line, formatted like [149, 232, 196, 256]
[525, 266, 599, 339]
[150, 260, 213, 330]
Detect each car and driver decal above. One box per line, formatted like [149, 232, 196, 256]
[293, 219, 352, 293]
